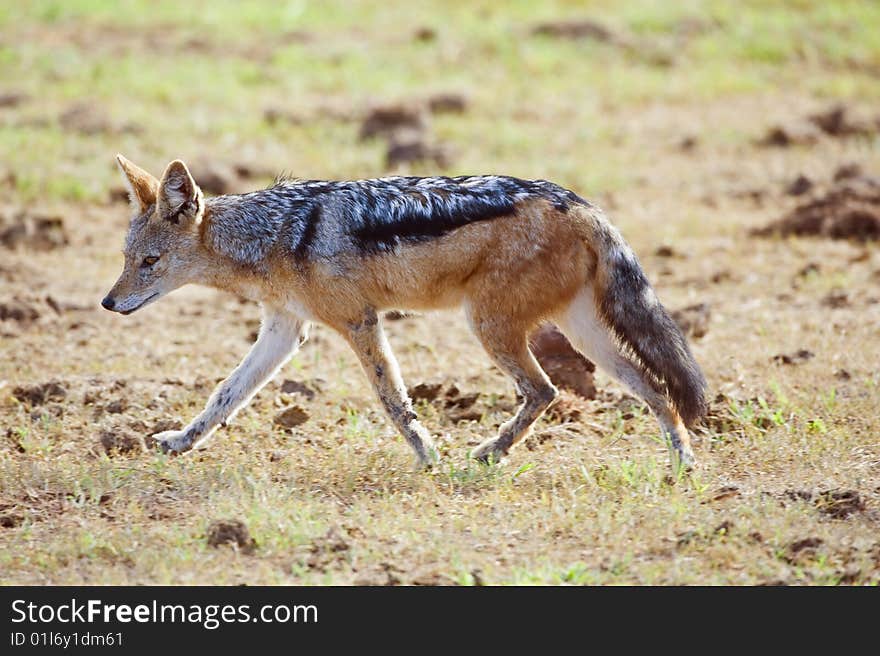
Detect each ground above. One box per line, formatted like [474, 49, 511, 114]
[1, 0, 879, 585]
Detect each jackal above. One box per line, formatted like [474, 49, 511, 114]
[104, 155, 707, 470]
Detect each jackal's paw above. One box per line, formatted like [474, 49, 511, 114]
[471, 438, 508, 465]
[671, 449, 697, 475]
[151, 429, 195, 455]
[415, 446, 441, 471]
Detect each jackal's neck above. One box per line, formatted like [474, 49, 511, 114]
[200, 190, 297, 269]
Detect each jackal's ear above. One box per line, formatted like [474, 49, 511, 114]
[116, 154, 158, 213]
[156, 159, 203, 226]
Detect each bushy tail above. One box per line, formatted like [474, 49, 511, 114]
[577, 207, 708, 425]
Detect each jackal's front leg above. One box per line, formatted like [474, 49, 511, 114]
[153, 308, 307, 454]
[342, 309, 438, 468]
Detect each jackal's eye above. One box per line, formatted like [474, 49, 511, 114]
[141, 255, 160, 268]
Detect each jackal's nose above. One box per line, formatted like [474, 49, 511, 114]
[101, 296, 116, 311]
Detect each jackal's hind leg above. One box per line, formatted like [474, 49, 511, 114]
[342, 309, 438, 468]
[154, 308, 306, 454]
[467, 311, 557, 464]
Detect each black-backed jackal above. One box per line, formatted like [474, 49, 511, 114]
[104, 156, 707, 471]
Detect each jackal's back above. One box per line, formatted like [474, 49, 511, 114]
[204, 175, 591, 267]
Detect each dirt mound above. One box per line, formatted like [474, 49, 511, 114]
[386, 136, 450, 168]
[0, 92, 29, 108]
[359, 104, 428, 141]
[772, 349, 814, 365]
[206, 519, 256, 553]
[413, 26, 437, 42]
[783, 537, 823, 564]
[670, 303, 710, 339]
[756, 123, 821, 147]
[306, 527, 350, 571]
[12, 382, 67, 406]
[532, 19, 617, 43]
[273, 405, 310, 429]
[1, 295, 92, 335]
[407, 381, 483, 422]
[0, 298, 41, 324]
[544, 390, 592, 423]
[409, 382, 444, 402]
[0, 209, 69, 251]
[279, 379, 317, 401]
[188, 162, 238, 195]
[808, 104, 877, 138]
[98, 429, 142, 455]
[58, 102, 141, 136]
[816, 489, 865, 519]
[358, 99, 463, 170]
[442, 384, 482, 422]
[785, 174, 813, 196]
[753, 174, 880, 242]
[426, 92, 468, 114]
[529, 324, 596, 399]
[780, 488, 866, 519]
[186, 161, 269, 196]
[0, 512, 23, 528]
[757, 104, 878, 148]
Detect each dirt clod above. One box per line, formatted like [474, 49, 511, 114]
[426, 93, 468, 114]
[707, 486, 741, 503]
[188, 162, 238, 195]
[99, 430, 141, 455]
[833, 163, 863, 182]
[756, 123, 821, 148]
[105, 398, 128, 414]
[206, 519, 256, 553]
[0, 298, 40, 323]
[654, 244, 679, 257]
[12, 382, 67, 406]
[529, 324, 596, 399]
[759, 185, 880, 241]
[306, 527, 351, 572]
[413, 26, 437, 42]
[409, 382, 444, 403]
[0, 513, 23, 528]
[58, 102, 140, 135]
[360, 104, 427, 141]
[821, 290, 850, 309]
[808, 104, 875, 138]
[273, 405, 310, 429]
[386, 136, 450, 169]
[785, 174, 814, 196]
[311, 527, 349, 555]
[545, 390, 592, 423]
[1, 209, 69, 251]
[785, 537, 823, 564]
[755, 166, 880, 241]
[771, 349, 814, 365]
[816, 489, 865, 518]
[678, 135, 698, 151]
[0, 92, 29, 108]
[671, 303, 710, 339]
[279, 379, 317, 401]
[532, 19, 617, 43]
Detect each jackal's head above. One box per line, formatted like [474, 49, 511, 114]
[102, 155, 208, 314]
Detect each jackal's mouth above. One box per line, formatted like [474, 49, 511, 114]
[119, 292, 159, 315]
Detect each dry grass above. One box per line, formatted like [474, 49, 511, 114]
[1, 1, 879, 585]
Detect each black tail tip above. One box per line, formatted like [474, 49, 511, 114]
[671, 376, 709, 427]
